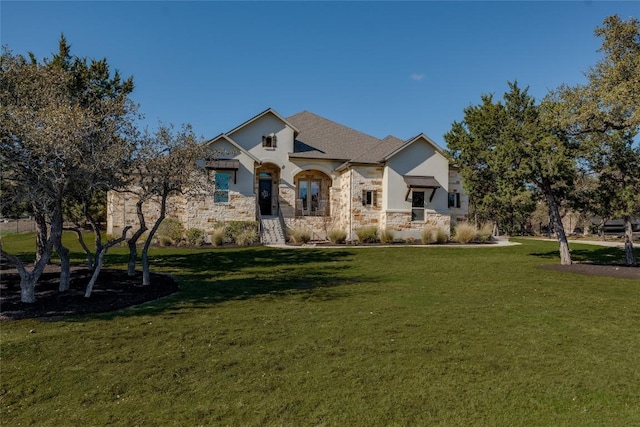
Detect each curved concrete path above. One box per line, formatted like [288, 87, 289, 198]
[267, 238, 520, 249]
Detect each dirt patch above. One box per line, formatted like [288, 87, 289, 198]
[0, 267, 179, 321]
[540, 263, 640, 280]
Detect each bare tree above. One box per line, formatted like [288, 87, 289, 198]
[121, 124, 205, 285]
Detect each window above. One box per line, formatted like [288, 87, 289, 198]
[298, 179, 321, 213]
[214, 172, 230, 203]
[448, 192, 461, 208]
[411, 191, 425, 221]
[362, 190, 377, 207]
[262, 133, 277, 148]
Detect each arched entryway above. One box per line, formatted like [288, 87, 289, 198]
[255, 163, 281, 216]
[294, 170, 332, 216]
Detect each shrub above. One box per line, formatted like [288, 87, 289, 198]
[156, 218, 184, 245]
[453, 222, 478, 244]
[422, 225, 449, 244]
[478, 223, 494, 242]
[289, 227, 311, 244]
[185, 228, 206, 246]
[210, 228, 226, 246]
[380, 228, 394, 244]
[158, 236, 173, 247]
[435, 227, 449, 244]
[224, 221, 258, 244]
[356, 226, 378, 243]
[235, 229, 259, 246]
[328, 228, 347, 244]
[421, 226, 437, 244]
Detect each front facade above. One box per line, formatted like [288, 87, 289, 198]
[107, 108, 469, 241]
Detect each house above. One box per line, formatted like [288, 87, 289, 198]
[107, 108, 469, 243]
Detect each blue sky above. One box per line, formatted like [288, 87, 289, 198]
[2, 1, 638, 147]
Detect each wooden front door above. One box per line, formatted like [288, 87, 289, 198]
[258, 179, 272, 215]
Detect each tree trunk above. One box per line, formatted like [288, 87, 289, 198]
[85, 226, 131, 298]
[127, 199, 148, 276]
[56, 241, 71, 292]
[141, 192, 167, 286]
[33, 209, 48, 264]
[598, 218, 607, 241]
[545, 188, 572, 265]
[1, 241, 52, 303]
[623, 216, 637, 266]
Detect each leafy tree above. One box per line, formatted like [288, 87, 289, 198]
[445, 93, 536, 234]
[551, 15, 640, 265]
[447, 82, 576, 264]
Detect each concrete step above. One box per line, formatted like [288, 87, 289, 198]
[260, 216, 286, 244]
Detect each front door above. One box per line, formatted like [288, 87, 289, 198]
[259, 179, 272, 215]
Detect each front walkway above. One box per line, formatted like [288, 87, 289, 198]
[267, 238, 519, 249]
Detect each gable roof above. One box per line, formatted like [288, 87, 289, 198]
[204, 133, 260, 163]
[227, 108, 300, 138]
[208, 108, 448, 167]
[382, 133, 447, 161]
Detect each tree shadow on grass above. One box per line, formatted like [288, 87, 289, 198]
[87, 247, 373, 320]
[530, 245, 627, 264]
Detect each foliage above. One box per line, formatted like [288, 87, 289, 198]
[210, 228, 226, 247]
[356, 226, 378, 243]
[156, 218, 184, 246]
[421, 225, 437, 244]
[379, 228, 394, 244]
[0, 35, 136, 300]
[234, 229, 259, 246]
[477, 222, 494, 242]
[2, 240, 639, 426]
[224, 221, 258, 244]
[289, 227, 311, 244]
[447, 81, 576, 264]
[453, 222, 478, 243]
[328, 228, 347, 244]
[550, 15, 640, 264]
[185, 228, 206, 246]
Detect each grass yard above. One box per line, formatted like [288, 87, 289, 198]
[1, 236, 639, 426]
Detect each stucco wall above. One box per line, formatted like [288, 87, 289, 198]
[385, 139, 450, 213]
[203, 140, 256, 196]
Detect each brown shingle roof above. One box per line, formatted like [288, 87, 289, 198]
[287, 111, 385, 162]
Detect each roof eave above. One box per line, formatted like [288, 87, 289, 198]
[227, 108, 300, 137]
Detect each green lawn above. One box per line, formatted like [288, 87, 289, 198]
[1, 236, 639, 426]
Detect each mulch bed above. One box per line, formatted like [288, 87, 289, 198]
[0, 267, 179, 321]
[540, 263, 640, 280]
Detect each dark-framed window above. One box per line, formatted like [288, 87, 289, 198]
[298, 179, 321, 212]
[448, 192, 461, 208]
[262, 134, 277, 148]
[411, 191, 425, 221]
[362, 190, 377, 207]
[214, 172, 230, 203]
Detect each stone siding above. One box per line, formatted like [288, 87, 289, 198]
[107, 190, 255, 236]
[382, 210, 451, 240]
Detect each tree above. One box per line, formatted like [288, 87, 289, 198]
[47, 35, 137, 290]
[445, 93, 536, 234]
[1, 36, 136, 301]
[447, 82, 576, 264]
[551, 15, 640, 265]
[1, 50, 87, 301]
[123, 124, 204, 285]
